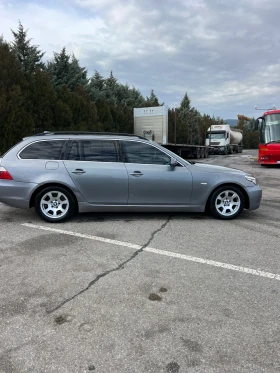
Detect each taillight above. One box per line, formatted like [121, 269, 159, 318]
[0, 167, 13, 180]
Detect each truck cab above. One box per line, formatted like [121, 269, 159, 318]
[205, 125, 230, 154]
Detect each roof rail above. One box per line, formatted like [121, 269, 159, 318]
[32, 131, 147, 140]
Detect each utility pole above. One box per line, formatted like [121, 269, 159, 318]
[174, 109, 177, 145]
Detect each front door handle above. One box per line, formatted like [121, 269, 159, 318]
[72, 169, 86, 175]
[130, 171, 143, 177]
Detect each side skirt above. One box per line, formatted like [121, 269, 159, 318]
[78, 203, 205, 213]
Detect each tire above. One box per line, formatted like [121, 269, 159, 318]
[205, 148, 209, 158]
[34, 186, 76, 223]
[195, 148, 201, 159]
[224, 147, 228, 155]
[201, 148, 205, 158]
[209, 186, 245, 220]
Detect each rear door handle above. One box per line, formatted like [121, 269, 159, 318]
[72, 169, 86, 175]
[130, 171, 143, 177]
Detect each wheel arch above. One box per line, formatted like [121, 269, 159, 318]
[29, 183, 78, 211]
[205, 183, 249, 212]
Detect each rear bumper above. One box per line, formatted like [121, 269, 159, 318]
[247, 185, 262, 210]
[0, 180, 36, 209]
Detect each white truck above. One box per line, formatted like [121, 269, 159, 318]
[134, 106, 210, 159]
[205, 124, 243, 155]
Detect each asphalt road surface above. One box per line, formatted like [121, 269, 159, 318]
[0, 150, 280, 373]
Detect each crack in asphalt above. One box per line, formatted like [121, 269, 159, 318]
[47, 215, 173, 314]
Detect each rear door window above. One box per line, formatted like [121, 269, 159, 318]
[80, 140, 119, 162]
[66, 140, 119, 162]
[19, 140, 65, 160]
[67, 141, 80, 161]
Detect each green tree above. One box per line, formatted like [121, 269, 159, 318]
[168, 108, 177, 143]
[145, 89, 161, 107]
[29, 68, 57, 133]
[10, 21, 44, 73]
[70, 86, 99, 131]
[177, 92, 199, 144]
[103, 71, 118, 102]
[88, 71, 106, 101]
[95, 99, 114, 131]
[53, 85, 73, 130]
[47, 48, 88, 91]
[0, 42, 33, 154]
[68, 55, 88, 90]
[200, 114, 214, 145]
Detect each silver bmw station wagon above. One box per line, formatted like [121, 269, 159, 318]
[0, 132, 262, 222]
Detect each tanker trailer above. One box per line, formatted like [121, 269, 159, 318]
[230, 129, 243, 153]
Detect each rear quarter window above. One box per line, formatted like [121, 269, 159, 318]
[19, 140, 65, 160]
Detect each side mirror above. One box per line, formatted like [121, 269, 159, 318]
[170, 157, 178, 167]
[254, 119, 259, 131]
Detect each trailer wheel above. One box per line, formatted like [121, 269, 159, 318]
[204, 148, 209, 158]
[195, 148, 201, 159]
[201, 148, 205, 158]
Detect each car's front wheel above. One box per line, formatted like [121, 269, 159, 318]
[34, 186, 76, 223]
[209, 186, 245, 220]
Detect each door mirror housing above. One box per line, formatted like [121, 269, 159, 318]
[254, 118, 262, 130]
[170, 157, 178, 167]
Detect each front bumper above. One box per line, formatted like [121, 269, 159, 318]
[209, 147, 225, 154]
[246, 185, 262, 210]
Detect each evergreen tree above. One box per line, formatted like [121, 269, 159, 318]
[95, 99, 114, 131]
[105, 71, 117, 90]
[47, 48, 88, 91]
[88, 71, 106, 101]
[68, 55, 88, 91]
[70, 86, 98, 131]
[177, 92, 196, 143]
[29, 68, 57, 133]
[10, 21, 44, 73]
[53, 85, 73, 129]
[103, 71, 118, 101]
[146, 89, 160, 106]
[128, 87, 146, 108]
[168, 108, 177, 143]
[0, 42, 33, 154]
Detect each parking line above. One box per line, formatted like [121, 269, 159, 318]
[22, 223, 280, 281]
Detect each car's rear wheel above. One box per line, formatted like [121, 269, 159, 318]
[35, 186, 76, 223]
[209, 186, 245, 220]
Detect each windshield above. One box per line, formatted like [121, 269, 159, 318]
[206, 132, 226, 139]
[260, 114, 280, 144]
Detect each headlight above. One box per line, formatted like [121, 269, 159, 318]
[245, 175, 257, 185]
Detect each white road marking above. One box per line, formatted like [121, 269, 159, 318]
[22, 223, 280, 281]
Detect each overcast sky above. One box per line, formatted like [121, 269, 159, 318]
[1, 0, 280, 119]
